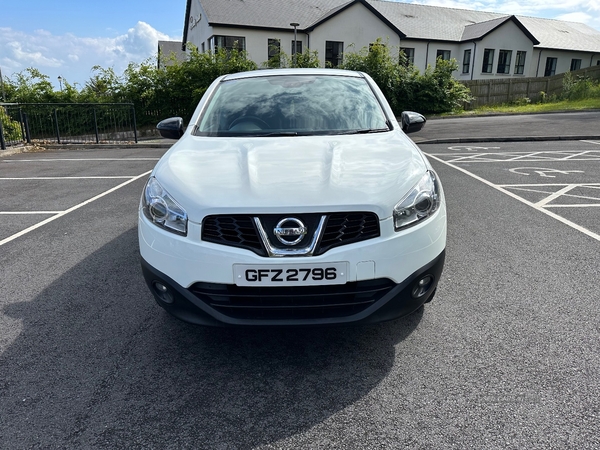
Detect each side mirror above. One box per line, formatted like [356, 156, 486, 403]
[157, 117, 184, 140]
[400, 111, 426, 134]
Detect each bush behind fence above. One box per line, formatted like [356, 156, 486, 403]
[462, 65, 600, 108]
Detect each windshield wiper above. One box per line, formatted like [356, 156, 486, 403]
[338, 127, 390, 135]
[259, 131, 299, 137]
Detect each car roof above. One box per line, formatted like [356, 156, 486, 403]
[222, 68, 364, 82]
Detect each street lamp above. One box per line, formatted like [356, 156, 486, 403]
[290, 22, 299, 67]
[57, 75, 63, 91]
[0, 65, 5, 102]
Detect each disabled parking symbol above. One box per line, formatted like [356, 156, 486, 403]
[448, 145, 500, 151]
[509, 167, 585, 178]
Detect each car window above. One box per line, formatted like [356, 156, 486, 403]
[196, 75, 389, 136]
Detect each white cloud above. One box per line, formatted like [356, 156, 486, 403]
[0, 22, 174, 88]
[555, 11, 593, 23]
[5, 41, 63, 68]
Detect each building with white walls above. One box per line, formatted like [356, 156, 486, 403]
[182, 0, 600, 80]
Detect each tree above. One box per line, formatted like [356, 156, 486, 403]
[8, 68, 56, 103]
[341, 39, 473, 114]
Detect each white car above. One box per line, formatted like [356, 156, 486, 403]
[139, 68, 446, 326]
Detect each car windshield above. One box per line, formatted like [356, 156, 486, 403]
[195, 74, 390, 137]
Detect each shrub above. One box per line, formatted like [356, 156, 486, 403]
[0, 107, 23, 142]
[341, 39, 473, 114]
[561, 72, 600, 101]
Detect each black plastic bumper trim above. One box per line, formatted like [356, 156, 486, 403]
[140, 250, 445, 327]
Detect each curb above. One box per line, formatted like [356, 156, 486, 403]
[42, 143, 173, 150]
[414, 135, 600, 145]
[424, 109, 600, 121]
[1, 142, 172, 157]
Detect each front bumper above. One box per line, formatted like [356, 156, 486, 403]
[141, 250, 445, 327]
[139, 200, 446, 326]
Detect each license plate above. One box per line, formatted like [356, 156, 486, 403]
[233, 262, 348, 286]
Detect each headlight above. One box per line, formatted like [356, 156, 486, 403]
[142, 177, 188, 236]
[393, 170, 441, 231]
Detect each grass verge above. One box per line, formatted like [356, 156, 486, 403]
[451, 98, 600, 116]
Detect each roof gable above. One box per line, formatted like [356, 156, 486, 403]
[305, 0, 406, 38]
[461, 16, 540, 45]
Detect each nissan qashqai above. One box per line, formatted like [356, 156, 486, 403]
[139, 68, 446, 326]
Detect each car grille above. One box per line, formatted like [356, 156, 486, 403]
[201, 215, 263, 253]
[202, 212, 380, 256]
[188, 279, 395, 320]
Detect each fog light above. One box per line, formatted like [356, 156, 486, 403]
[412, 275, 434, 298]
[153, 281, 174, 304]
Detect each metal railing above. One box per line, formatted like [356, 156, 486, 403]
[0, 103, 138, 150]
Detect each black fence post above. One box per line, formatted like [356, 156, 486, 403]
[131, 105, 138, 143]
[53, 108, 61, 144]
[19, 108, 26, 142]
[0, 119, 6, 150]
[93, 108, 99, 144]
[23, 113, 31, 144]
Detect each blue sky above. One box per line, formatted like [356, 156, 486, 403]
[1, 0, 186, 89]
[1, 0, 599, 90]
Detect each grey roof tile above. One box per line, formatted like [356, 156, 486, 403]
[201, 0, 349, 29]
[517, 16, 600, 52]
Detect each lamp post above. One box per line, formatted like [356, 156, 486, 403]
[57, 76, 63, 92]
[290, 22, 299, 67]
[0, 65, 5, 102]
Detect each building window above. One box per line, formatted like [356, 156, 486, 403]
[497, 50, 512, 74]
[292, 40, 302, 55]
[462, 49, 471, 74]
[325, 41, 344, 67]
[436, 50, 451, 61]
[212, 35, 246, 52]
[544, 57, 557, 76]
[514, 51, 526, 75]
[482, 48, 494, 73]
[268, 38, 281, 65]
[400, 47, 415, 65]
[201, 42, 205, 53]
[570, 59, 582, 71]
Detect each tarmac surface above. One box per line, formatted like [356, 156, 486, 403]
[413, 110, 600, 143]
[1, 111, 599, 449]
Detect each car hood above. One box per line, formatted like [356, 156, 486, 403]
[153, 131, 427, 222]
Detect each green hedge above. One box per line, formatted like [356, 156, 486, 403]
[3, 40, 473, 128]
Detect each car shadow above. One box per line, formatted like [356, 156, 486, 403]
[1, 227, 423, 449]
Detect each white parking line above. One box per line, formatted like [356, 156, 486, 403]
[546, 204, 600, 208]
[0, 212, 62, 215]
[424, 152, 600, 243]
[0, 177, 137, 180]
[429, 150, 600, 163]
[535, 185, 578, 207]
[500, 183, 600, 187]
[0, 171, 151, 248]
[3, 158, 160, 162]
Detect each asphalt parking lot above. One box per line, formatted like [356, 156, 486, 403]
[1, 115, 600, 448]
